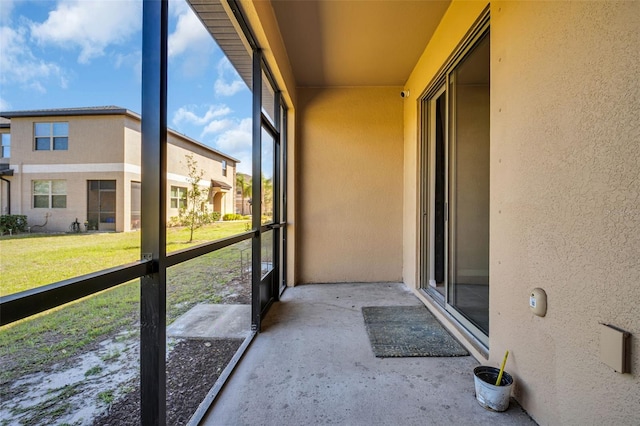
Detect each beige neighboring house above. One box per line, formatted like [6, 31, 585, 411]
[0, 107, 238, 233]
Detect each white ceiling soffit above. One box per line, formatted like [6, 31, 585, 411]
[270, 0, 451, 87]
[187, 0, 253, 88]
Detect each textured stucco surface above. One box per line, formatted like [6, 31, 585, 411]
[298, 87, 403, 283]
[490, 2, 640, 424]
[403, 0, 639, 424]
[7, 115, 127, 231]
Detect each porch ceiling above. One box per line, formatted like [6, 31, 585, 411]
[270, 0, 451, 87]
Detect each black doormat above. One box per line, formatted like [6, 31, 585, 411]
[362, 306, 469, 357]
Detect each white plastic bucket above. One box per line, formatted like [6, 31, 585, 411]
[473, 366, 513, 412]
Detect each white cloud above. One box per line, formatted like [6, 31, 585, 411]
[172, 104, 232, 127]
[29, 0, 142, 64]
[167, 4, 214, 77]
[201, 119, 233, 137]
[214, 57, 246, 97]
[214, 118, 252, 152]
[0, 25, 67, 92]
[169, 0, 190, 18]
[168, 5, 210, 58]
[0, 0, 15, 24]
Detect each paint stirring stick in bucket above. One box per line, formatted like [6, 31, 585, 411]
[495, 350, 509, 386]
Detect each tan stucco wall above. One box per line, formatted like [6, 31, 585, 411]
[490, 2, 640, 424]
[404, 1, 640, 424]
[9, 115, 126, 165]
[124, 117, 141, 167]
[6, 115, 128, 231]
[298, 87, 403, 283]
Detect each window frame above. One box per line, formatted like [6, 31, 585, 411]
[33, 179, 67, 209]
[1, 133, 10, 158]
[34, 122, 69, 151]
[170, 185, 187, 209]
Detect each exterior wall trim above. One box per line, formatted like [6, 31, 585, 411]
[20, 163, 140, 174]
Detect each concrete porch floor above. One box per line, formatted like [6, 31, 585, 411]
[201, 283, 536, 425]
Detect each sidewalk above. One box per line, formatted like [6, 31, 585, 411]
[201, 283, 536, 425]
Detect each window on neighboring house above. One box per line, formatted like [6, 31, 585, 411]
[33, 180, 67, 208]
[1, 134, 10, 158]
[170, 186, 187, 209]
[34, 122, 68, 151]
[222, 160, 227, 177]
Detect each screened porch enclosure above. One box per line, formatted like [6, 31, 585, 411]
[1, 1, 637, 425]
[0, 0, 288, 424]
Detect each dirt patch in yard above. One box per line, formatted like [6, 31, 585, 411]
[93, 338, 243, 426]
[93, 273, 252, 426]
[1, 244, 252, 425]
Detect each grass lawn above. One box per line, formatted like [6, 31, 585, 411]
[0, 221, 249, 296]
[0, 222, 251, 387]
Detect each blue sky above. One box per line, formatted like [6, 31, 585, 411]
[0, 0, 254, 174]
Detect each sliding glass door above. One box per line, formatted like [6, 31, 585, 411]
[421, 25, 490, 346]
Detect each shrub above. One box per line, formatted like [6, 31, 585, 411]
[0, 215, 28, 235]
[167, 216, 182, 227]
[222, 213, 245, 221]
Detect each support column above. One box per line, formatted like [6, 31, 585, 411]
[140, 0, 168, 423]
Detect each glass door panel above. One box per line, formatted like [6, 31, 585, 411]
[99, 190, 117, 231]
[261, 127, 274, 224]
[278, 104, 287, 294]
[432, 88, 447, 301]
[447, 32, 490, 336]
[421, 27, 490, 346]
[447, 31, 490, 338]
[257, 119, 277, 321]
[87, 180, 116, 231]
[131, 181, 141, 230]
[261, 230, 274, 277]
[87, 181, 100, 230]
